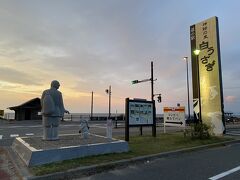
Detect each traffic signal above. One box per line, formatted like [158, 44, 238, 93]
[132, 80, 139, 84]
[157, 94, 162, 103]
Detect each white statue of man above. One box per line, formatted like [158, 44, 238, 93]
[41, 80, 69, 140]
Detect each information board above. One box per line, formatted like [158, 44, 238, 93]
[164, 107, 185, 127]
[129, 101, 153, 125]
[125, 98, 156, 141]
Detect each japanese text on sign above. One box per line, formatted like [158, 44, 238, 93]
[129, 101, 153, 125]
[163, 107, 185, 127]
[199, 21, 216, 72]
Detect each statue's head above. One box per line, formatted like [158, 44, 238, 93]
[51, 80, 60, 90]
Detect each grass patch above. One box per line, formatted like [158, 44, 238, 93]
[31, 133, 233, 176]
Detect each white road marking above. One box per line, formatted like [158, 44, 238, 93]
[95, 124, 104, 126]
[227, 131, 240, 133]
[226, 132, 240, 136]
[209, 165, 240, 180]
[10, 134, 19, 137]
[1, 125, 42, 129]
[90, 125, 106, 129]
[0, 135, 2, 139]
[26, 133, 34, 136]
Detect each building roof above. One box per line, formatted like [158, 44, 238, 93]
[8, 98, 41, 110]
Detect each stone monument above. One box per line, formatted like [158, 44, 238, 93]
[12, 82, 128, 167]
[79, 120, 90, 139]
[41, 80, 69, 140]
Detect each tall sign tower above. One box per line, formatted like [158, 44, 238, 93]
[190, 16, 225, 135]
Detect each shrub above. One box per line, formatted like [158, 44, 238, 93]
[184, 122, 210, 139]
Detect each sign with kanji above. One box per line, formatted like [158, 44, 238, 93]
[190, 16, 224, 135]
[129, 101, 153, 125]
[164, 107, 185, 127]
[125, 98, 156, 141]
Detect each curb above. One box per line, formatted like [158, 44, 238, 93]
[25, 139, 240, 180]
[5, 146, 32, 180]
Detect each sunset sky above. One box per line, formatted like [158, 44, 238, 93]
[1, 0, 240, 114]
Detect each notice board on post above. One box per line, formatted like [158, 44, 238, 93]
[163, 107, 185, 128]
[129, 100, 154, 126]
[125, 98, 156, 141]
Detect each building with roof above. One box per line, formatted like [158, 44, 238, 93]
[8, 98, 42, 121]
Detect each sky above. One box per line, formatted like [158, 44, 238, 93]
[0, 0, 240, 114]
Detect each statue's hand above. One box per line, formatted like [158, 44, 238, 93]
[65, 110, 70, 114]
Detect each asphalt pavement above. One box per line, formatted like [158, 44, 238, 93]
[1, 119, 240, 179]
[0, 119, 182, 146]
[77, 143, 240, 180]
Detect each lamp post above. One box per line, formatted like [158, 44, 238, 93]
[105, 86, 111, 119]
[193, 49, 202, 123]
[183, 57, 190, 121]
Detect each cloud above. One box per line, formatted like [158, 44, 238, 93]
[1, 0, 240, 113]
[225, 96, 237, 103]
[0, 67, 42, 85]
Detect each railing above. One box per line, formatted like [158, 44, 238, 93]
[63, 114, 126, 121]
[3, 112, 163, 122]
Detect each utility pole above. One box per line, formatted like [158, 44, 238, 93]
[90, 91, 93, 121]
[132, 61, 157, 137]
[109, 86, 111, 119]
[105, 86, 111, 119]
[186, 57, 190, 121]
[151, 61, 154, 101]
[115, 109, 118, 128]
[151, 61, 156, 137]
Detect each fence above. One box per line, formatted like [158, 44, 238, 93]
[3, 112, 163, 122]
[63, 114, 126, 121]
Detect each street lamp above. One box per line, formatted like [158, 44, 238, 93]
[194, 49, 200, 56]
[183, 57, 190, 121]
[105, 86, 111, 119]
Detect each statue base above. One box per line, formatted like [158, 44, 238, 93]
[12, 134, 129, 167]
